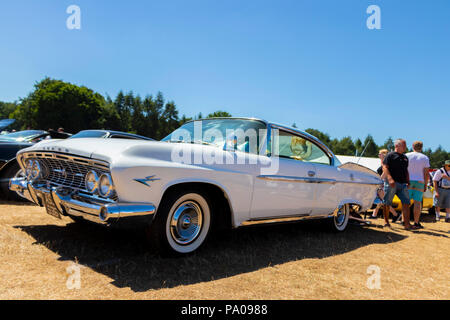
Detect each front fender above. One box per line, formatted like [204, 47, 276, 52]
[109, 158, 253, 227]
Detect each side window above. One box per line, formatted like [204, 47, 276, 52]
[273, 130, 331, 165]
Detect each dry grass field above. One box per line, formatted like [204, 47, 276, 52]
[0, 200, 449, 300]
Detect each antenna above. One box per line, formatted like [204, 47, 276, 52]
[356, 140, 370, 164]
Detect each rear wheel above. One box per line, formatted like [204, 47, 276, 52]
[146, 187, 212, 256]
[327, 204, 350, 232]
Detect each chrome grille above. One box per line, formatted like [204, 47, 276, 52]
[21, 152, 110, 192]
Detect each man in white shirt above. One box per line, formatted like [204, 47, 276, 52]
[406, 141, 430, 229]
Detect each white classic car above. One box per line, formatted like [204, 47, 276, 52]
[10, 118, 381, 255]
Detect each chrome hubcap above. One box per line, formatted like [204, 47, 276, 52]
[170, 201, 203, 245]
[335, 206, 346, 226]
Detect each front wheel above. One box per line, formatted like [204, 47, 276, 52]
[327, 204, 350, 232]
[146, 188, 212, 256]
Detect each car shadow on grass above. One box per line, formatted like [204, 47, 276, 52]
[16, 220, 406, 292]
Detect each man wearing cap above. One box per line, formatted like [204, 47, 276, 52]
[433, 160, 450, 222]
[406, 141, 430, 229]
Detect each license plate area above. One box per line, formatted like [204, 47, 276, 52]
[44, 192, 61, 219]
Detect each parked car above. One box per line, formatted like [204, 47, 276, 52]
[69, 130, 154, 140]
[0, 130, 72, 200]
[0, 119, 16, 135]
[0, 129, 152, 200]
[10, 118, 381, 255]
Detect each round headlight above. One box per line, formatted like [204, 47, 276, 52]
[30, 160, 41, 180]
[26, 160, 41, 180]
[98, 173, 115, 198]
[85, 170, 99, 193]
[25, 160, 34, 179]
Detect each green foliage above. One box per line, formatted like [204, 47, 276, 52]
[332, 136, 356, 156]
[0, 101, 17, 119]
[380, 137, 394, 152]
[207, 111, 232, 118]
[361, 135, 378, 157]
[305, 128, 331, 145]
[304, 127, 448, 167]
[424, 146, 450, 168]
[11, 77, 105, 132]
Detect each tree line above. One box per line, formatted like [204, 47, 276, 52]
[303, 129, 449, 168]
[0, 77, 448, 167]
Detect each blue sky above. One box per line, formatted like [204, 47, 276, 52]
[0, 0, 449, 150]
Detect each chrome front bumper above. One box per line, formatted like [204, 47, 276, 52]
[9, 178, 156, 225]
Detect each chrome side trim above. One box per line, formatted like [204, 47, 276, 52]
[336, 181, 382, 186]
[257, 175, 381, 186]
[257, 175, 336, 184]
[241, 214, 330, 226]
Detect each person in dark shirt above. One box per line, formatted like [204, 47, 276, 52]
[370, 149, 400, 219]
[382, 139, 414, 230]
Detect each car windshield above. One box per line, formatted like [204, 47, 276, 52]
[0, 119, 15, 130]
[0, 130, 47, 142]
[70, 130, 108, 139]
[162, 119, 267, 154]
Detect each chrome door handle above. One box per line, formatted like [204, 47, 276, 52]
[308, 171, 316, 177]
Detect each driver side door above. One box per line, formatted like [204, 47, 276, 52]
[250, 128, 317, 219]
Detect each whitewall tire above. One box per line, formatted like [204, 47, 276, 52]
[329, 204, 350, 232]
[147, 187, 212, 256]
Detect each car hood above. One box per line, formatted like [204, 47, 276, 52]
[16, 138, 234, 167]
[18, 138, 164, 161]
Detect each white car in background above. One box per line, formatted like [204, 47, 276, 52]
[10, 118, 381, 255]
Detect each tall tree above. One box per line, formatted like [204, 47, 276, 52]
[12, 77, 104, 132]
[332, 136, 356, 156]
[161, 101, 179, 138]
[361, 135, 378, 157]
[380, 137, 394, 151]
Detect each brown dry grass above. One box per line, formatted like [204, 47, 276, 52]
[0, 200, 449, 300]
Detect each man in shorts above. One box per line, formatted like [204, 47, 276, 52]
[433, 160, 450, 222]
[382, 139, 414, 229]
[406, 141, 430, 229]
